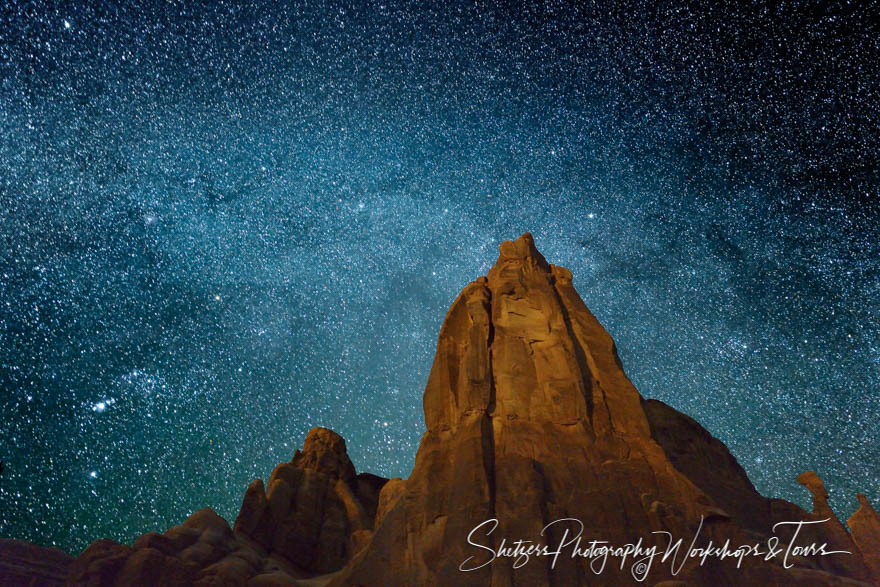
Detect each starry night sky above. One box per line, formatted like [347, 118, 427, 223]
[1, 0, 878, 553]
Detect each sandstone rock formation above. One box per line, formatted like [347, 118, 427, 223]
[331, 233, 878, 587]
[63, 427, 388, 586]
[232, 427, 386, 574]
[18, 233, 879, 586]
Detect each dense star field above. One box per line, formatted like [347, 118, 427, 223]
[1, 1, 878, 553]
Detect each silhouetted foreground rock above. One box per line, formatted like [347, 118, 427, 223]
[0, 537, 72, 586]
[7, 233, 877, 586]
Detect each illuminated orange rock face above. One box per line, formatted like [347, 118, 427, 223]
[334, 233, 877, 586]
[55, 234, 879, 586]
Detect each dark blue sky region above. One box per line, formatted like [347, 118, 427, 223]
[1, 0, 878, 553]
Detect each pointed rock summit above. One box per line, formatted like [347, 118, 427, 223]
[43, 234, 880, 586]
[335, 233, 878, 586]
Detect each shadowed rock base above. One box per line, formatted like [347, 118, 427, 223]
[13, 234, 878, 586]
[0, 538, 72, 586]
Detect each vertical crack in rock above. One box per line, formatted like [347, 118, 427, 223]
[549, 279, 595, 428]
[483, 287, 497, 524]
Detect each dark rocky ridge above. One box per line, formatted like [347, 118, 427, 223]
[0, 537, 73, 585]
[2, 234, 877, 586]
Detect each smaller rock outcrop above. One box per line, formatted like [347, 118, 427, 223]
[642, 397, 773, 534]
[66, 508, 261, 586]
[65, 427, 388, 586]
[233, 427, 386, 574]
[644, 401, 878, 584]
[0, 537, 72, 586]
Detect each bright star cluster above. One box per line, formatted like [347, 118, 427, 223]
[1, 1, 877, 553]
